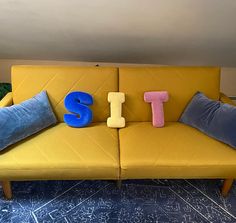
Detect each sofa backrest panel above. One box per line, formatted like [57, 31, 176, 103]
[11, 66, 118, 122]
[119, 66, 220, 122]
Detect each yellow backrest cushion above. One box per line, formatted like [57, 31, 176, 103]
[12, 66, 118, 122]
[119, 67, 220, 122]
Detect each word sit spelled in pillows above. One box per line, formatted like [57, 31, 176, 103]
[64, 91, 168, 128]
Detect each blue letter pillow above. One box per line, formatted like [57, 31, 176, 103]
[64, 91, 93, 128]
[179, 92, 236, 148]
[0, 91, 57, 151]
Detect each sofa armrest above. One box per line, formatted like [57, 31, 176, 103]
[0, 92, 13, 108]
[220, 92, 236, 106]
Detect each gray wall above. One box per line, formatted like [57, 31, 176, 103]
[0, 0, 236, 66]
[0, 1, 235, 99]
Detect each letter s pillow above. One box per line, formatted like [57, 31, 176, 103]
[0, 91, 57, 151]
[179, 92, 236, 148]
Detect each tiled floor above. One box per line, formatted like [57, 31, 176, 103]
[0, 179, 235, 222]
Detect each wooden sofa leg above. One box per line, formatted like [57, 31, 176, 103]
[221, 179, 234, 197]
[1, 181, 12, 200]
[117, 180, 122, 189]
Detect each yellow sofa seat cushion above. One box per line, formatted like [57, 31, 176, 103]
[0, 123, 119, 180]
[11, 66, 118, 122]
[119, 122, 236, 179]
[119, 67, 220, 121]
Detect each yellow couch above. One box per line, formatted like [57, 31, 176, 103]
[0, 65, 235, 199]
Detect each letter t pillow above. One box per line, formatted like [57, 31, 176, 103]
[144, 91, 169, 127]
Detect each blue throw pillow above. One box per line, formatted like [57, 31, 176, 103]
[179, 92, 236, 148]
[0, 91, 57, 151]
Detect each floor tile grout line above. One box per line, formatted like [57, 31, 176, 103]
[125, 182, 169, 189]
[185, 180, 236, 220]
[168, 187, 212, 223]
[153, 180, 212, 223]
[33, 181, 84, 213]
[31, 211, 39, 223]
[32, 182, 111, 222]
[66, 183, 111, 213]
[154, 179, 236, 220]
[152, 179, 173, 189]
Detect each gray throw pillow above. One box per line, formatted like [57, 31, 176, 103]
[179, 92, 236, 148]
[0, 91, 57, 151]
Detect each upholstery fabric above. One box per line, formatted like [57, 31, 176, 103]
[0, 123, 119, 180]
[4, 65, 235, 183]
[179, 92, 236, 148]
[0, 92, 13, 107]
[119, 122, 236, 179]
[220, 92, 236, 106]
[11, 66, 118, 122]
[0, 91, 57, 151]
[119, 67, 220, 122]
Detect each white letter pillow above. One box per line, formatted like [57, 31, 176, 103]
[107, 92, 125, 128]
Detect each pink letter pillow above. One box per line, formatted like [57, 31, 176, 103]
[144, 91, 169, 127]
